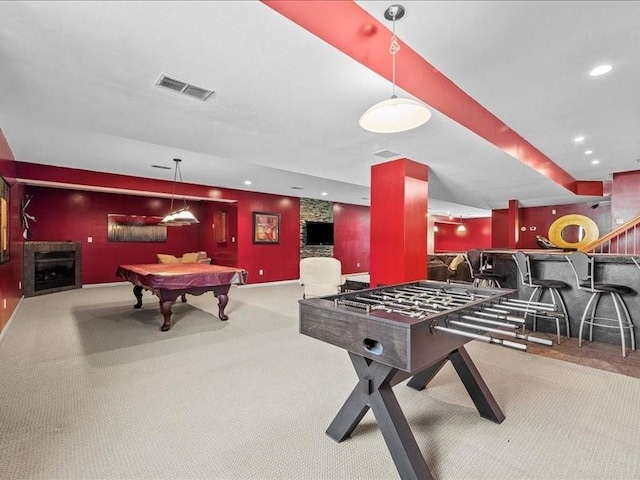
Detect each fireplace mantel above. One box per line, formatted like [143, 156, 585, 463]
[23, 242, 82, 297]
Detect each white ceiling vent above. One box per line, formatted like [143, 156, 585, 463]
[156, 74, 214, 101]
[373, 149, 399, 158]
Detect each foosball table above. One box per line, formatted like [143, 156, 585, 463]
[299, 280, 558, 480]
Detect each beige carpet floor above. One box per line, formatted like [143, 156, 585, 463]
[1, 282, 639, 479]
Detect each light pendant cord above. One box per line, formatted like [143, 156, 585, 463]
[390, 12, 400, 98]
[177, 161, 190, 211]
[169, 159, 179, 213]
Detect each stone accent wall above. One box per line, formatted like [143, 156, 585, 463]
[300, 198, 333, 259]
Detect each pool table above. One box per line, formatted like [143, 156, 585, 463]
[116, 263, 248, 331]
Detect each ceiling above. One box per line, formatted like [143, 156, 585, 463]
[1, 1, 639, 218]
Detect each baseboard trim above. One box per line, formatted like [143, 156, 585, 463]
[237, 279, 299, 289]
[82, 281, 129, 289]
[82, 280, 299, 290]
[0, 296, 25, 346]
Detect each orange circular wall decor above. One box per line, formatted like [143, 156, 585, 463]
[548, 214, 599, 250]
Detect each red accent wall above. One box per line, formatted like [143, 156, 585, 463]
[434, 218, 492, 252]
[493, 201, 611, 249]
[25, 187, 208, 284]
[15, 161, 303, 285]
[234, 193, 300, 283]
[23, 185, 301, 285]
[612, 170, 640, 227]
[198, 202, 238, 267]
[333, 203, 370, 274]
[0, 129, 22, 333]
[491, 209, 509, 248]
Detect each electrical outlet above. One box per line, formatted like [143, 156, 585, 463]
[87, 237, 93, 243]
[259, 269, 264, 275]
[3, 299, 6, 309]
[19, 281, 22, 290]
[552, 209, 556, 215]
[232, 236, 235, 242]
[357, 263, 360, 268]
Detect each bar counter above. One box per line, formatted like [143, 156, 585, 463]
[484, 249, 640, 347]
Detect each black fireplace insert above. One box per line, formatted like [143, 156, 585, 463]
[34, 251, 76, 292]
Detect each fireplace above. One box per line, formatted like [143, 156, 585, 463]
[24, 242, 82, 297]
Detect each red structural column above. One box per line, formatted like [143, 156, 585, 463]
[508, 199, 520, 249]
[370, 159, 428, 287]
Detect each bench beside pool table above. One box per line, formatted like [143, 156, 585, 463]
[116, 263, 248, 331]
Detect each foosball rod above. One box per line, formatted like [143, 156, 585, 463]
[472, 310, 526, 325]
[449, 320, 553, 346]
[459, 314, 518, 329]
[502, 297, 560, 310]
[433, 325, 527, 351]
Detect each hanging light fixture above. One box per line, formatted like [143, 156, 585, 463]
[359, 4, 431, 133]
[159, 158, 199, 226]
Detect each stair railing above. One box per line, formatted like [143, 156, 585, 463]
[580, 212, 640, 254]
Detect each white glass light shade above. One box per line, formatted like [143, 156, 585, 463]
[159, 212, 176, 224]
[359, 97, 431, 133]
[173, 209, 198, 222]
[159, 208, 199, 226]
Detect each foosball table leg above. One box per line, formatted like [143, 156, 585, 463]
[407, 346, 504, 424]
[449, 347, 505, 423]
[326, 352, 433, 480]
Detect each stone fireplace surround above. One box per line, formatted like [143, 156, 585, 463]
[23, 241, 82, 297]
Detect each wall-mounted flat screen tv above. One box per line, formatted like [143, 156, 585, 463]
[306, 221, 334, 246]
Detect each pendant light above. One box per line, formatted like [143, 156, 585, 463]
[359, 4, 431, 133]
[159, 158, 199, 226]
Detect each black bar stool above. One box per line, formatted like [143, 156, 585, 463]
[566, 252, 636, 357]
[512, 251, 570, 344]
[465, 249, 504, 288]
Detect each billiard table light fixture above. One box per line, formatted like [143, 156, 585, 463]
[159, 158, 199, 226]
[359, 4, 431, 134]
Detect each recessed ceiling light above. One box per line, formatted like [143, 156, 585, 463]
[589, 65, 613, 77]
[321, 192, 328, 196]
[574, 136, 585, 143]
[244, 180, 252, 185]
[591, 159, 600, 165]
[584, 150, 593, 155]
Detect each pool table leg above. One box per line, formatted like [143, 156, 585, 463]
[159, 299, 174, 331]
[216, 293, 229, 321]
[133, 285, 143, 308]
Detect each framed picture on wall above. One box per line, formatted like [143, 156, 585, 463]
[0, 174, 9, 264]
[252, 211, 280, 244]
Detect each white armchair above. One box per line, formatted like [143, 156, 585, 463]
[299, 257, 342, 299]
